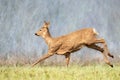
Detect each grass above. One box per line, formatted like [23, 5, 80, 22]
[0, 65, 120, 80]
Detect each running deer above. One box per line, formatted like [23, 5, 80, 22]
[32, 21, 114, 67]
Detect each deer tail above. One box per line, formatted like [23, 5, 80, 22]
[93, 28, 99, 35]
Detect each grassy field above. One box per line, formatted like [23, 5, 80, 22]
[0, 65, 120, 80]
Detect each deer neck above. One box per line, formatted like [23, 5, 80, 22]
[42, 31, 53, 45]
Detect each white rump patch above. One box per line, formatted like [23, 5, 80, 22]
[93, 28, 99, 35]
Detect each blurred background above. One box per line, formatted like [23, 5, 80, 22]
[0, 0, 120, 66]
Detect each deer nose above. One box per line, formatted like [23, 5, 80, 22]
[35, 33, 37, 35]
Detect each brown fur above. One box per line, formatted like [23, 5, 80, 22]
[32, 21, 114, 67]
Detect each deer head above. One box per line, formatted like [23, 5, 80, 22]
[35, 21, 50, 38]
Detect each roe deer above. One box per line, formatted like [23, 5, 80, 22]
[32, 21, 114, 67]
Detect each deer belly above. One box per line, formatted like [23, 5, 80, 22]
[56, 45, 73, 55]
[56, 44, 83, 54]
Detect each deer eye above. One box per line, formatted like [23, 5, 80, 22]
[39, 29, 42, 31]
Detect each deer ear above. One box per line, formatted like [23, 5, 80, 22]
[47, 21, 50, 25]
[44, 21, 50, 28]
[47, 22, 50, 28]
[44, 21, 50, 24]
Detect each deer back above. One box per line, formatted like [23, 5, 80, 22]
[49, 28, 97, 54]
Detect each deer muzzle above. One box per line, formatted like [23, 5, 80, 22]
[35, 33, 38, 36]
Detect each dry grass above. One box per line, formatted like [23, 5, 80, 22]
[0, 65, 120, 80]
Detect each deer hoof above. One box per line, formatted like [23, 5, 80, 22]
[111, 55, 114, 58]
[110, 64, 113, 68]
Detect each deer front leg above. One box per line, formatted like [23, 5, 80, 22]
[32, 53, 53, 67]
[65, 53, 70, 67]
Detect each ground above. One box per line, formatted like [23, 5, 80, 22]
[0, 65, 120, 80]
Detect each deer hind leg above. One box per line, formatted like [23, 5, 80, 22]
[93, 39, 114, 58]
[32, 53, 53, 67]
[108, 53, 114, 58]
[103, 42, 113, 67]
[87, 44, 104, 52]
[94, 39, 113, 67]
[65, 53, 71, 67]
[87, 44, 114, 58]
